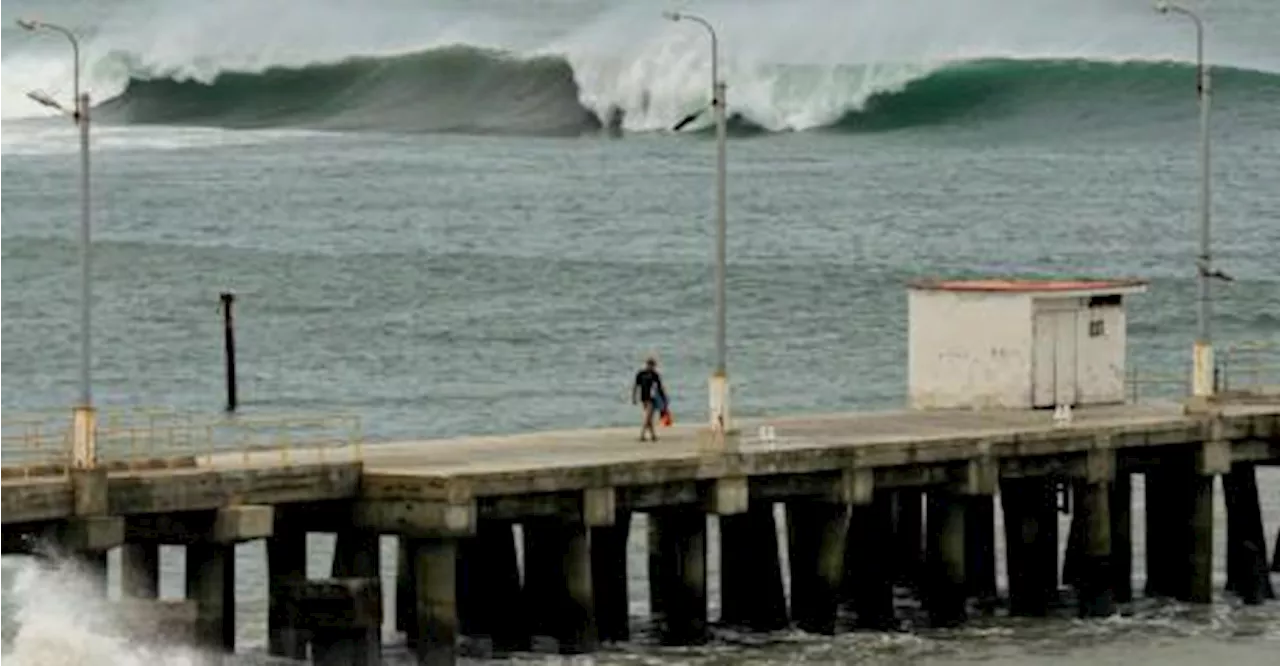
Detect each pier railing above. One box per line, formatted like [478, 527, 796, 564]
[1, 408, 362, 479]
[1219, 340, 1280, 397]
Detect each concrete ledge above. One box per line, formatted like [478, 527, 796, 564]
[584, 487, 616, 526]
[213, 505, 274, 543]
[711, 477, 749, 515]
[57, 515, 125, 552]
[354, 499, 476, 537]
[71, 468, 109, 516]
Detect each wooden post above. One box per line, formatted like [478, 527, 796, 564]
[220, 292, 237, 413]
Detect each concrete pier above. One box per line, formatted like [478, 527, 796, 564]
[965, 495, 997, 603]
[1110, 474, 1133, 603]
[1, 401, 1275, 666]
[458, 522, 526, 655]
[890, 488, 925, 589]
[1002, 477, 1057, 616]
[522, 519, 597, 654]
[720, 505, 788, 631]
[649, 509, 707, 645]
[923, 491, 967, 627]
[413, 537, 460, 666]
[787, 499, 851, 634]
[287, 578, 383, 666]
[591, 513, 632, 642]
[268, 527, 309, 659]
[1223, 462, 1275, 603]
[120, 542, 160, 598]
[843, 491, 895, 630]
[186, 541, 236, 652]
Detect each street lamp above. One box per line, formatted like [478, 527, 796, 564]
[1154, 2, 1223, 401]
[664, 10, 732, 436]
[18, 18, 97, 467]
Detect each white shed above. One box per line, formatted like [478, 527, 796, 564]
[907, 278, 1148, 410]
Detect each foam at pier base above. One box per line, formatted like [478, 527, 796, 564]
[1, 555, 210, 666]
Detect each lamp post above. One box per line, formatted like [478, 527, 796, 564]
[18, 18, 97, 467]
[664, 10, 732, 435]
[1155, 2, 1215, 399]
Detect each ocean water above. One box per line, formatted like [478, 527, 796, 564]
[2, 0, 1278, 664]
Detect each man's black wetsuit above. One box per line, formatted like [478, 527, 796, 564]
[635, 368, 666, 405]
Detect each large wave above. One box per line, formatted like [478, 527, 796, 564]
[90, 46, 1280, 136]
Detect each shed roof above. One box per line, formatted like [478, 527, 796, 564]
[908, 278, 1148, 295]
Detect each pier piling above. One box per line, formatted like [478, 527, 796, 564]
[591, 513, 633, 642]
[649, 509, 707, 644]
[268, 527, 309, 659]
[413, 537, 461, 666]
[843, 491, 895, 630]
[186, 541, 236, 652]
[923, 491, 967, 627]
[121, 543, 160, 598]
[720, 504, 788, 631]
[522, 519, 597, 653]
[1223, 462, 1275, 603]
[459, 522, 527, 655]
[786, 499, 851, 635]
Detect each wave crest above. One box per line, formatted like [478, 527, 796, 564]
[91, 45, 1280, 136]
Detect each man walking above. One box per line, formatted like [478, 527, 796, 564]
[632, 357, 668, 441]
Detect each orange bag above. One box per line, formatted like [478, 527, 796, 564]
[660, 409, 673, 427]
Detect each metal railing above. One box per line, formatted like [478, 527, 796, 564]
[1, 407, 363, 479]
[1126, 363, 1191, 403]
[1219, 340, 1280, 396]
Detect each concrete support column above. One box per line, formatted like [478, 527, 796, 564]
[891, 489, 925, 589]
[458, 521, 527, 656]
[787, 499, 852, 634]
[649, 509, 707, 645]
[924, 490, 966, 628]
[965, 495, 997, 604]
[398, 536, 417, 641]
[843, 491, 895, 630]
[1077, 481, 1115, 618]
[1110, 474, 1133, 603]
[290, 579, 382, 666]
[186, 541, 236, 653]
[1002, 478, 1057, 616]
[268, 528, 308, 659]
[332, 528, 380, 579]
[1223, 462, 1275, 604]
[121, 543, 160, 599]
[522, 519, 597, 654]
[721, 504, 788, 631]
[1144, 467, 1185, 598]
[591, 513, 632, 643]
[1185, 473, 1214, 604]
[414, 537, 460, 666]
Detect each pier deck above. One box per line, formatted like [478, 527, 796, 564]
[3, 399, 1279, 665]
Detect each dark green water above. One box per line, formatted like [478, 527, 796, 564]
[3, 0, 1278, 664]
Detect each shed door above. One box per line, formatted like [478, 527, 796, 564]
[1033, 307, 1079, 407]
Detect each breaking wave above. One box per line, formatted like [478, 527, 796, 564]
[90, 46, 1280, 136]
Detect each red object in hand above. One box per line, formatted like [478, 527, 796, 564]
[660, 409, 673, 427]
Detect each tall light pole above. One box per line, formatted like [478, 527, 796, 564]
[664, 10, 732, 436]
[1155, 2, 1216, 400]
[18, 18, 97, 467]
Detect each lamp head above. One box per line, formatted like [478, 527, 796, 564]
[663, 11, 682, 21]
[1154, 1, 1171, 13]
[17, 18, 40, 30]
